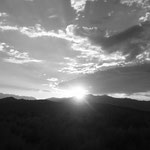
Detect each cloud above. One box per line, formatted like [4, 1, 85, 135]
[60, 23, 149, 74]
[0, 23, 81, 42]
[59, 63, 150, 97]
[48, 15, 58, 19]
[4, 57, 42, 64]
[0, 12, 8, 17]
[128, 91, 150, 101]
[120, 0, 150, 9]
[59, 51, 127, 74]
[110, 91, 150, 101]
[59, 57, 97, 74]
[47, 78, 58, 82]
[0, 23, 105, 73]
[91, 25, 143, 48]
[70, 0, 95, 13]
[47, 82, 59, 89]
[0, 21, 149, 74]
[0, 42, 43, 64]
[59, 22, 150, 74]
[139, 12, 150, 22]
[70, 0, 88, 13]
[0, 23, 18, 31]
[90, 21, 150, 61]
[121, 0, 150, 24]
[0, 43, 6, 52]
[58, 25, 128, 74]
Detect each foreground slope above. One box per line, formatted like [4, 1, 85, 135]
[0, 96, 150, 150]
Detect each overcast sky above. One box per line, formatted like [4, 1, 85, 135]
[0, 0, 150, 100]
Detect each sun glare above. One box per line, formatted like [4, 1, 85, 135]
[68, 86, 88, 102]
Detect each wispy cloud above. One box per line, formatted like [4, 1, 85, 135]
[0, 22, 18, 31]
[129, 91, 150, 101]
[0, 21, 149, 74]
[110, 91, 150, 101]
[47, 78, 58, 82]
[0, 43, 43, 64]
[48, 15, 58, 19]
[4, 57, 42, 64]
[59, 57, 97, 74]
[0, 22, 81, 42]
[59, 23, 150, 74]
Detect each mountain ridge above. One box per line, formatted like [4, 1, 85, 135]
[0, 93, 36, 100]
[0, 95, 150, 149]
[1, 94, 150, 112]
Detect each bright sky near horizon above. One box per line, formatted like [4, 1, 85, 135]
[0, 0, 150, 100]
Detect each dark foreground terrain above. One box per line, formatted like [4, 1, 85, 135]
[0, 96, 150, 150]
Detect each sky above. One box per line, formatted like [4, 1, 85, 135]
[0, 0, 150, 100]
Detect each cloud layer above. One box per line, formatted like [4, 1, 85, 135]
[0, 42, 42, 64]
[0, 0, 150, 99]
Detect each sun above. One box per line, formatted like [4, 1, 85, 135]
[68, 86, 88, 102]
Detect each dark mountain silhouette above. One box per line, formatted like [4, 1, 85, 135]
[0, 93, 36, 100]
[0, 95, 150, 150]
[45, 94, 150, 112]
[86, 94, 150, 111]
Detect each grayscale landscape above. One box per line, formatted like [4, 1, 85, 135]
[0, 0, 150, 149]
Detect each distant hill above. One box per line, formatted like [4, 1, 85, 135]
[0, 93, 36, 100]
[0, 96, 150, 150]
[1, 94, 150, 111]
[86, 95, 150, 112]
[45, 94, 150, 112]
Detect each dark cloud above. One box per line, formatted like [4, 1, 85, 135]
[89, 21, 150, 61]
[60, 63, 150, 94]
[91, 25, 143, 48]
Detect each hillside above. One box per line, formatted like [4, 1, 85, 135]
[0, 96, 150, 150]
[86, 95, 150, 111]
